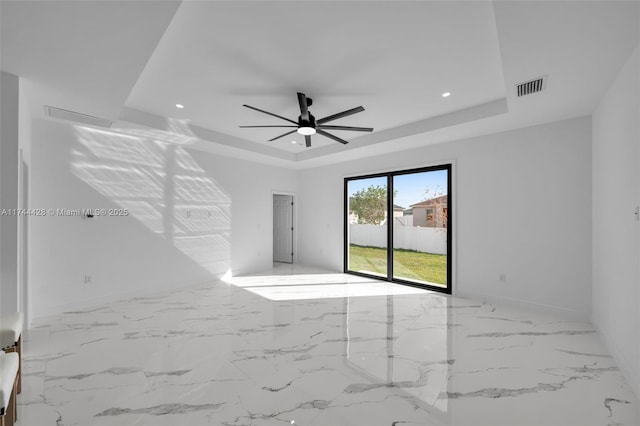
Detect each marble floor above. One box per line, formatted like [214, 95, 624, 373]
[17, 264, 640, 425]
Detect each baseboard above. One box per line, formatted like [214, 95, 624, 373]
[592, 320, 640, 399]
[31, 275, 222, 323]
[457, 290, 590, 321]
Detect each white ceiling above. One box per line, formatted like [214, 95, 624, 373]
[0, 0, 181, 120]
[125, 1, 505, 153]
[1, 1, 639, 169]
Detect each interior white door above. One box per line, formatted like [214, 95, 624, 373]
[273, 194, 293, 263]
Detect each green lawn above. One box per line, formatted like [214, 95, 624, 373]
[348, 244, 447, 286]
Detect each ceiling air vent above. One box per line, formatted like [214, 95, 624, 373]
[44, 105, 113, 128]
[515, 76, 547, 97]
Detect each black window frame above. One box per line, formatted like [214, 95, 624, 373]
[344, 164, 452, 294]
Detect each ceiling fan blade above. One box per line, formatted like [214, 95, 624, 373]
[305, 135, 311, 148]
[317, 125, 373, 132]
[317, 129, 349, 145]
[239, 125, 297, 128]
[243, 104, 298, 125]
[297, 92, 309, 121]
[268, 129, 297, 142]
[316, 106, 365, 124]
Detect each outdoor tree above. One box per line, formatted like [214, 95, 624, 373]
[424, 185, 445, 201]
[350, 185, 387, 224]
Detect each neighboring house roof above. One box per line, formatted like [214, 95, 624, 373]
[410, 194, 448, 208]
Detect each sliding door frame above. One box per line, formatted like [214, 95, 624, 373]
[344, 164, 452, 294]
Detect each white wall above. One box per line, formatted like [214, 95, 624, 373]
[18, 78, 33, 326]
[298, 117, 592, 318]
[0, 72, 20, 316]
[592, 44, 640, 397]
[29, 118, 296, 318]
[192, 146, 298, 275]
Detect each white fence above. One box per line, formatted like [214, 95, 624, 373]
[349, 224, 447, 255]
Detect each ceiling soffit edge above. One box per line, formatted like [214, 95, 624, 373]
[294, 98, 509, 161]
[118, 98, 508, 164]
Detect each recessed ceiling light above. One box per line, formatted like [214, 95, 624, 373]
[291, 140, 296, 144]
[175, 103, 184, 109]
[441, 92, 451, 98]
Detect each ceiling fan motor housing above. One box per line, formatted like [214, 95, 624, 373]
[298, 113, 316, 129]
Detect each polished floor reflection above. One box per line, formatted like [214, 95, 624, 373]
[19, 264, 639, 425]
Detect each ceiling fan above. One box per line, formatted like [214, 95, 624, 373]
[239, 92, 373, 147]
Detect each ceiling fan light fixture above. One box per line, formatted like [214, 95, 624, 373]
[240, 92, 372, 147]
[297, 126, 316, 136]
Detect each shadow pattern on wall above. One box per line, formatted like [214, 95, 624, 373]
[70, 124, 231, 276]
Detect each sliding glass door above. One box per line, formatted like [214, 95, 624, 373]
[345, 165, 451, 293]
[392, 169, 449, 288]
[346, 176, 388, 278]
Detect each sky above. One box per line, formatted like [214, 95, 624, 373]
[347, 169, 448, 209]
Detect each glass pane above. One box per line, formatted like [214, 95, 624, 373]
[392, 170, 448, 287]
[347, 176, 388, 278]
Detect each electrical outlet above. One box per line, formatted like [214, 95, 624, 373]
[499, 273, 506, 283]
[84, 274, 93, 284]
